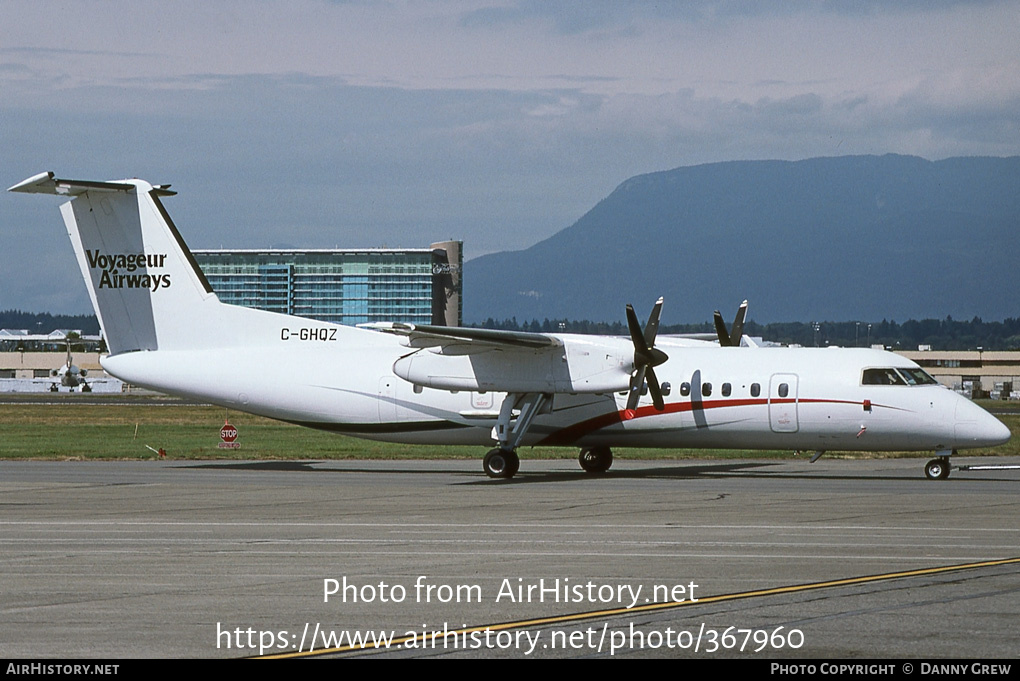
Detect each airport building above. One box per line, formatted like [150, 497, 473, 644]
[1, 241, 463, 392]
[191, 240, 462, 327]
[898, 350, 1020, 399]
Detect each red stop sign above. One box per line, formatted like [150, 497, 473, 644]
[220, 422, 238, 443]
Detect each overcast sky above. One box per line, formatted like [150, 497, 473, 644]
[2, 0, 1018, 317]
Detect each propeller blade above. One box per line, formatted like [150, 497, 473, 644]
[713, 310, 731, 346]
[644, 297, 663, 347]
[730, 300, 748, 346]
[646, 365, 665, 411]
[626, 304, 649, 356]
[626, 364, 647, 412]
[714, 300, 749, 347]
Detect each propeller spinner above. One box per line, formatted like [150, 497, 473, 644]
[625, 297, 669, 413]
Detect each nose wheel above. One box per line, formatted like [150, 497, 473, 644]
[924, 457, 951, 480]
[483, 448, 520, 479]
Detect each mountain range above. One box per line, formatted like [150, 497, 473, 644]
[463, 155, 1020, 325]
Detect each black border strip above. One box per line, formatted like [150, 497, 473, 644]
[284, 419, 471, 434]
[149, 190, 215, 295]
[55, 177, 134, 192]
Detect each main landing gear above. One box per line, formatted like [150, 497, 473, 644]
[578, 447, 613, 474]
[483, 448, 520, 479]
[481, 392, 617, 479]
[484, 445, 616, 478]
[483, 392, 550, 479]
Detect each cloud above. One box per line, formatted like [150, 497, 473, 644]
[1, 0, 1018, 314]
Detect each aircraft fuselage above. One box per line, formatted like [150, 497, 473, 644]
[101, 330, 1009, 454]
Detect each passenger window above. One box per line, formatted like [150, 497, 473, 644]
[680, 382, 691, 396]
[778, 383, 789, 398]
[722, 383, 731, 397]
[750, 383, 760, 397]
[702, 383, 712, 397]
[660, 382, 672, 396]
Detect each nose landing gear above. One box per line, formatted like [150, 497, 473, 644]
[924, 456, 952, 480]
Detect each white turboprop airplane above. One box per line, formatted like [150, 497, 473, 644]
[9, 172, 1011, 480]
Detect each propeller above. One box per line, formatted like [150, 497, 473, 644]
[625, 297, 669, 413]
[713, 299, 748, 347]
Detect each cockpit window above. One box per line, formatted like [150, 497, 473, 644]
[897, 368, 938, 386]
[862, 368, 906, 386]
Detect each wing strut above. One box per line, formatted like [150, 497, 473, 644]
[495, 392, 550, 452]
[483, 392, 551, 479]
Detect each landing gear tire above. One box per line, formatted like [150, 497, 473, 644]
[505, 451, 520, 478]
[579, 447, 613, 474]
[924, 457, 951, 480]
[484, 448, 519, 479]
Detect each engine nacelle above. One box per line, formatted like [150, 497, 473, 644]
[392, 335, 633, 393]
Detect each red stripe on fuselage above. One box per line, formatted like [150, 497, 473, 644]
[536, 397, 889, 446]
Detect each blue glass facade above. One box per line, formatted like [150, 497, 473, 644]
[193, 243, 462, 326]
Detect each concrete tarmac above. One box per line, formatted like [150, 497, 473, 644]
[1, 457, 1018, 659]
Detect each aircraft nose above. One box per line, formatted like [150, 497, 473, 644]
[983, 414, 1012, 446]
[954, 398, 1011, 447]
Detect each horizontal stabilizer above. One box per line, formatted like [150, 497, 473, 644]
[8, 171, 175, 196]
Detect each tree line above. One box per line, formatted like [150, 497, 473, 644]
[475, 316, 1020, 351]
[0, 310, 101, 335]
[5, 308, 1020, 351]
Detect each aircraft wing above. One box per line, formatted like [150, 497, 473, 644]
[360, 322, 635, 394]
[359, 322, 561, 350]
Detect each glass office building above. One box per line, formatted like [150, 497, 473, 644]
[193, 241, 461, 327]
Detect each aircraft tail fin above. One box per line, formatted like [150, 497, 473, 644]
[9, 172, 220, 355]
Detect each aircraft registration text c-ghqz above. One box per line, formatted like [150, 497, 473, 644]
[280, 327, 338, 342]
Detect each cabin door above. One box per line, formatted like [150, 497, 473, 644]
[768, 373, 799, 433]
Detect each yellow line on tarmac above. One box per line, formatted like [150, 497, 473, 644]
[258, 556, 1020, 659]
